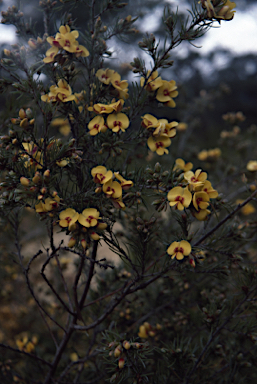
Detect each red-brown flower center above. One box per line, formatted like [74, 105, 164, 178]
[174, 246, 183, 254]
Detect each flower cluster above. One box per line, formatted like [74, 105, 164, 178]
[108, 340, 146, 371]
[16, 335, 38, 353]
[138, 322, 162, 339]
[141, 114, 178, 155]
[141, 70, 178, 108]
[200, 0, 236, 21]
[198, 147, 221, 161]
[41, 79, 75, 103]
[168, 160, 219, 220]
[11, 108, 35, 129]
[87, 99, 129, 135]
[59, 207, 107, 248]
[43, 25, 89, 64]
[96, 68, 129, 100]
[21, 141, 43, 170]
[91, 166, 133, 209]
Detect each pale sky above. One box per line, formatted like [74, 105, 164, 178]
[1, 2, 257, 57]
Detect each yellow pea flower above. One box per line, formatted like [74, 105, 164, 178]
[41, 79, 75, 103]
[173, 158, 193, 172]
[114, 172, 134, 190]
[147, 135, 171, 156]
[91, 166, 113, 184]
[167, 186, 192, 210]
[152, 119, 177, 138]
[141, 114, 159, 129]
[107, 112, 130, 133]
[192, 191, 210, 211]
[102, 180, 122, 199]
[89, 103, 115, 114]
[78, 208, 100, 227]
[22, 142, 43, 170]
[51, 117, 71, 136]
[111, 72, 128, 92]
[96, 68, 115, 84]
[184, 169, 208, 191]
[43, 46, 59, 63]
[193, 208, 211, 221]
[236, 200, 256, 216]
[88, 116, 107, 136]
[156, 80, 178, 107]
[201, 180, 219, 199]
[140, 70, 163, 92]
[59, 208, 79, 229]
[217, 0, 236, 20]
[167, 240, 192, 260]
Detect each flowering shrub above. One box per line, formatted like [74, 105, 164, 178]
[0, 0, 257, 383]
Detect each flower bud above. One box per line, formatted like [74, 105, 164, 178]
[97, 222, 107, 230]
[90, 232, 100, 240]
[32, 172, 41, 184]
[118, 358, 125, 369]
[20, 176, 30, 187]
[123, 341, 130, 350]
[68, 237, 76, 248]
[19, 109, 26, 119]
[114, 346, 122, 357]
[81, 239, 87, 249]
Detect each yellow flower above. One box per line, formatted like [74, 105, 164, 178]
[173, 158, 193, 172]
[247, 160, 257, 172]
[153, 119, 177, 138]
[96, 68, 115, 84]
[217, 0, 236, 20]
[103, 180, 122, 199]
[110, 72, 129, 99]
[43, 46, 59, 63]
[41, 79, 75, 103]
[56, 158, 69, 167]
[59, 208, 79, 229]
[201, 0, 215, 18]
[198, 148, 221, 161]
[138, 322, 151, 338]
[140, 70, 163, 92]
[167, 186, 192, 210]
[192, 191, 210, 211]
[88, 116, 107, 136]
[108, 99, 125, 113]
[89, 103, 115, 114]
[147, 135, 171, 156]
[91, 166, 113, 184]
[156, 80, 178, 107]
[22, 142, 43, 170]
[236, 200, 256, 216]
[107, 112, 130, 133]
[114, 172, 134, 190]
[201, 180, 218, 199]
[141, 114, 159, 129]
[51, 117, 71, 136]
[43, 25, 89, 63]
[184, 169, 208, 191]
[167, 240, 191, 260]
[78, 208, 100, 227]
[193, 208, 211, 221]
[177, 122, 188, 132]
